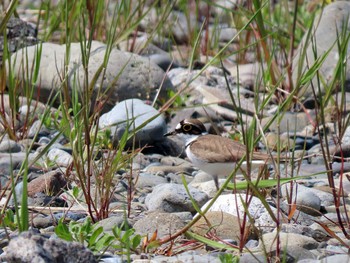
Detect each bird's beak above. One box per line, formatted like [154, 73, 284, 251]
[164, 130, 177, 137]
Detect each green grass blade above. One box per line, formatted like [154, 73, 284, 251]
[185, 231, 240, 252]
[226, 174, 326, 190]
[181, 175, 203, 215]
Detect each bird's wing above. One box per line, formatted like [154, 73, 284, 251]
[189, 135, 245, 163]
[189, 135, 271, 163]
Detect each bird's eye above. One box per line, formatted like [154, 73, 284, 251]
[182, 124, 192, 131]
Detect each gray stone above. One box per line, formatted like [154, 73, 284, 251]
[131, 152, 151, 170]
[153, 251, 220, 263]
[167, 66, 257, 122]
[27, 170, 68, 197]
[32, 215, 53, 229]
[293, 1, 350, 99]
[38, 137, 51, 145]
[200, 194, 277, 230]
[191, 211, 256, 242]
[0, 139, 21, 153]
[190, 171, 215, 184]
[72, 47, 173, 111]
[133, 212, 186, 239]
[145, 183, 208, 213]
[0, 152, 37, 175]
[172, 211, 193, 222]
[281, 224, 329, 243]
[261, 111, 316, 133]
[160, 156, 192, 167]
[263, 132, 295, 151]
[31, 193, 67, 207]
[211, 0, 237, 24]
[190, 176, 227, 198]
[11, 181, 24, 205]
[99, 256, 123, 263]
[268, 246, 317, 262]
[295, 190, 322, 216]
[297, 260, 320, 263]
[47, 148, 73, 167]
[216, 27, 238, 44]
[0, 95, 50, 134]
[280, 201, 316, 227]
[228, 62, 262, 91]
[239, 252, 268, 263]
[9, 42, 173, 112]
[324, 244, 349, 253]
[28, 120, 51, 139]
[245, 240, 259, 249]
[135, 173, 168, 188]
[320, 254, 350, 262]
[10, 42, 82, 102]
[296, 164, 329, 177]
[331, 144, 350, 161]
[260, 232, 319, 251]
[99, 99, 167, 146]
[341, 124, 350, 145]
[0, 17, 38, 65]
[281, 183, 335, 207]
[296, 162, 350, 178]
[169, 11, 195, 44]
[118, 35, 177, 71]
[95, 215, 130, 234]
[52, 212, 86, 222]
[147, 53, 176, 71]
[0, 231, 97, 263]
[141, 9, 197, 44]
[165, 172, 194, 185]
[0, 174, 10, 190]
[341, 177, 350, 196]
[144, 164, 195, 175]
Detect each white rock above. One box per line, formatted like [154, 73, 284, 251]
[99, 99, 166, 145]
[200, 193, 277, 229]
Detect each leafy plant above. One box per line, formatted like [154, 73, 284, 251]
[1, 209, 18, 231]
[112, 224, 142, 255]
[55, 217, 141, 256]
[55, 217, 114, 253]
[219, 253, 239, 263]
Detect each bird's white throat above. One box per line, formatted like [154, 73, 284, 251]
[176, 133, 206, 148]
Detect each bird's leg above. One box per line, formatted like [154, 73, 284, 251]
[213, 175, 219, 191]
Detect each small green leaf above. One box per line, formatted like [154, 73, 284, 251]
[121, 229, 134, 243]
[54, 219, 73, 241]
[219, 253, 240, 263]
[94, 234, 114, 252]
[132, 235, 141, 249]
[112, 225, 121, 237]
[72, 186, 80, 198]
[145, 240, 160, 251]
[3, 210, 17, 231]
[88, 227, 103, 247]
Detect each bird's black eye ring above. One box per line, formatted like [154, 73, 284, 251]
[183, 124, 192, 132]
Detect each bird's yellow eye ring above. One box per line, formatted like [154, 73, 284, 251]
[183, 124, 192, 132]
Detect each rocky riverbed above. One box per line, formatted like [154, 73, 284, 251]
[1, 1, 350, 263]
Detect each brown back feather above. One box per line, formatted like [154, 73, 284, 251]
[189, 134, 282, 163]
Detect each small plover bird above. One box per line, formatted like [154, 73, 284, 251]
[165, 119, 283, 189]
